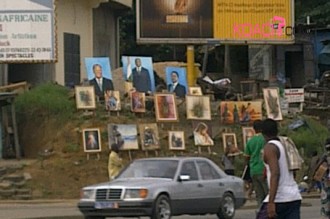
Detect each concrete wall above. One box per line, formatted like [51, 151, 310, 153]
[55, 0, 94, 85]
[93, 4, 118, 70]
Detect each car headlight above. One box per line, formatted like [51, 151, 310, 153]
[124, 189, 148, 199]
[80, 189, 95, 200]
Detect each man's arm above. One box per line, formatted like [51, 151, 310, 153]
[263, 142, 280, 218]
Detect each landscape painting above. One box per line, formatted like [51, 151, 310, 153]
[108, 124, 139, 150]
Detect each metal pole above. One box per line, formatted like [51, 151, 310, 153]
[187, 45, 195, 86]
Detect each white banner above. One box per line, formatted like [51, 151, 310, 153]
[284, 88, 304, 103]
[0, 0, 55, 62]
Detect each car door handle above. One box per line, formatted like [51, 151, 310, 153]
[219, 183, 224, 186]
[198, 183, 203, 187]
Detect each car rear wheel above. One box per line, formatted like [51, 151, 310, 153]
[217, 192, 235, 219]
[151, 194, 171, 219]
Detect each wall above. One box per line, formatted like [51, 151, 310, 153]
[55, 0, 94, 85]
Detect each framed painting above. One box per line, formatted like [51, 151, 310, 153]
[242, 127, 255, 149]
[222, 133, 240, 156]
[105, 90, 121, 111]
[186, 95, 211, 120]
[193, 121, 214, 146]
[219, 101, 262, 125]
[75, 86, 96, 109]
[121, 56, 156, 93]
[189, 86, 203, 95]
[108, 124, 139, 150]
[84, 57, 114, 98]
[154, 93, 178, 122]
[168, 131, 185, 150]
[82, 128, 101, 152]
[138, 123, 160, 151]
[263, 88, 283, 121]
[165, 67, 188, 98]
[130, 91, 146, 113]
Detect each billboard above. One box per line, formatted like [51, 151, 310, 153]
[137, 0, 294, 44]
[137, 0, 213, 44]
[0, 0, 56, 63]
[213, 0, 294, 44]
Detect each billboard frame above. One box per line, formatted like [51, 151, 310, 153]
[136, 0, 295, 45]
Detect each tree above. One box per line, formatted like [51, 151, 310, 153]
[295, 0, 330, 25]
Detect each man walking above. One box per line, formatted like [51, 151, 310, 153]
[257, 119, 302, 219]
[244, 120, 268, 208]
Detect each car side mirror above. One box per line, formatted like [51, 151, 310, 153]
[178, 175, 190, 182]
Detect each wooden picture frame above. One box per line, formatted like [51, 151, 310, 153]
[105, 90, 121, 111]
[168, 131, 185, 150]
[222, 133, 240, 155]
[189, 86, 203, 95]
[154, 93, 178, 122]
[242, 127, 255, 149]
[130, 91, 146, 113]
[108, 124, 139, 150]
[82, 128, 101, 152]
[263, 87, 283, 121]
[186, 95, 211, 120]
[138, 123, 160, 151]
[193, 121, 214, 146]
[219, 101, 263, 125]
[75, 86, 96, 109]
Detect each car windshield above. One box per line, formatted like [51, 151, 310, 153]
[118, 160, 179, 179]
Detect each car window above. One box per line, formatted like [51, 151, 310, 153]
[197, 161, 221, 180]
[180, 161, 198, 181]
[118, 160, 178, 179]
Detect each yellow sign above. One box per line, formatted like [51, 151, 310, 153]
[213, 0, 294, 43]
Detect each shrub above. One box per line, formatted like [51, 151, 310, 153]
[15, 82, 75, 122]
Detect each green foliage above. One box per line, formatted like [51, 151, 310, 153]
[280, 117, 329, 156]
[15, 82, 75, 121]
[295, 0, 330, 25]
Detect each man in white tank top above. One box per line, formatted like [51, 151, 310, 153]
[256, 119, 302, 219]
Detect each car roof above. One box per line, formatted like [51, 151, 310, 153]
[134, 156, 211, 162]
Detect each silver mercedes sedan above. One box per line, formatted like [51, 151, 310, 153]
[78, 157, 246, 219]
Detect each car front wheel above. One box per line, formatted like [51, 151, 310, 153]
[217, 192, 235, 219]
[151, 194, 171, 219]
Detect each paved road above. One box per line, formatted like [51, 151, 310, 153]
[0, 198, 322, 219]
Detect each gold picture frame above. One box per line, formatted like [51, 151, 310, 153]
[263, 88, 283, 121]
[130, 91, 146, 113]
[222, 133, 240, 155]
[186, 95, 211, 120]
[138, 123, 160, 151]
[154, 93, 178, 122]
[75, 86, 96, 110]
[82, 128, 101, 152]
[168, 131, 185, 150]
[105, 90, 121, 111]
[242, 127, 255, 149]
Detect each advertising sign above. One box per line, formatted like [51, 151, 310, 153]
[213, 0, 294, 44]
[0, 0, 56, 62]
[137, 0, 213, 44]
[284, 88, 304, 103]
[137, 0, 295, 44]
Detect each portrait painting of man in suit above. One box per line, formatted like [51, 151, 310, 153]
[121, 56, 155, 94]
[165, 67, 187, 98]
[84, 57, 114, 99]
